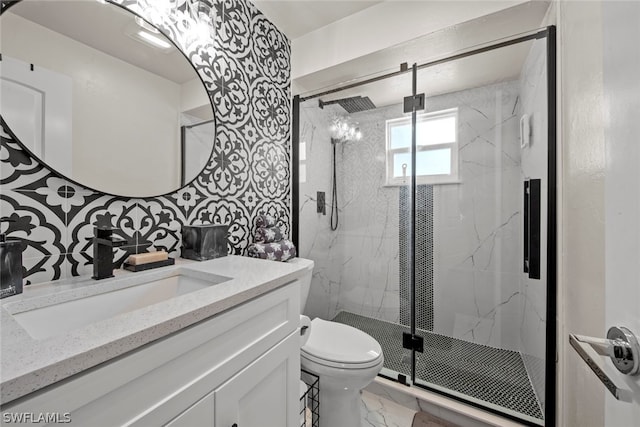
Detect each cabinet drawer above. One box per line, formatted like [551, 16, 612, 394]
[3, 282, 299, 427]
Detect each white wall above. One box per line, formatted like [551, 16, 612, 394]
[291, 1, 528, 81]
[2, 13, 182, 196]
[181, 77, 211, 115]
[558, 1, 606, 426]
[601, 1, 640, 425]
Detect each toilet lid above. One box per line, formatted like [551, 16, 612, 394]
[301, 318, 382, 366]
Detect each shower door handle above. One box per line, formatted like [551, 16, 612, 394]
[569, 326, 640, 402]
[523, 179, 541, 279]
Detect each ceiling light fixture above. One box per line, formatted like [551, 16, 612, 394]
[136, 30, 171, 49]
[134, 16, 160, 34]
[330, 116, 362, 144]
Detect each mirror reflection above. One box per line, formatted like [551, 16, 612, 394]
[0, 0, 215, 197]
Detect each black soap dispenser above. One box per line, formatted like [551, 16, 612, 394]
[0, 234, 24, 299]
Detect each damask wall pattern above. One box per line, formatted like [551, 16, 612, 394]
[0, 0, 291, 284]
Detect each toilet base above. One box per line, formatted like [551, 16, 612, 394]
[301, 356, 383, 427]
[317, 376, 363, 427]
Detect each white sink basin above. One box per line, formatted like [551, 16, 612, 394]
[11, 270, 230, 340]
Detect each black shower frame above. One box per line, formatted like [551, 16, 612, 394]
[291, 26, 557, 427]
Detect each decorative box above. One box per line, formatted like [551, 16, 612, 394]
[181, 224, 228, 261]
[0, 235, 24, 299]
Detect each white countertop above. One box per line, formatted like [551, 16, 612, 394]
[0, 255, 313, 404]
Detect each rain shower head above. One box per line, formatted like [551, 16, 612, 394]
[319, 96, 376, 113]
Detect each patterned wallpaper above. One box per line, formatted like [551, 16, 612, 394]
[0, 0, 291, 285]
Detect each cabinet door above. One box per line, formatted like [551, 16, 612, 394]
[165, 392, 214, 427]
[215, 333, 300, 427]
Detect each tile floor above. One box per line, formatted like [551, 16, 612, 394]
[361, 390, 417, 427]
[361, 391, 459, 427]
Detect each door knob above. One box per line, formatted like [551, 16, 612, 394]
[575, 326, 640, 375]
[569, 326, 640, 401]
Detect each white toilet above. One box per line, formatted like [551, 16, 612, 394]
[290, 258, 384, 427]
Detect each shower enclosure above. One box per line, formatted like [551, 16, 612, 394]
[293, 28, 556, 426]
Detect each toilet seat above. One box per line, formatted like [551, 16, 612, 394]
[301, 318, 383, 369]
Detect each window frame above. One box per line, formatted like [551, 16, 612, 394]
[385, 108, 459, 186]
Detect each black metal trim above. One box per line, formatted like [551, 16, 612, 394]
[402, 331, 424, 353]
[524, 180, 530, 273]
[0, 0, 218, 200]
[0, 1, 20, 13]
[292, 95, 300, 249]
[180, 125, 186, 186]
[528, 179, 542, 280]
[544, 24, 558, 427]
[182, 119, 215, 130]
[299, 28, 548, 103]
[410, 63, 418, 384]
[397, 374, 407, 385]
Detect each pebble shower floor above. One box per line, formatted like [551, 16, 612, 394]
[333, 311, 544, 422]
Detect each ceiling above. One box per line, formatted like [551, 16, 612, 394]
[6, 1, 196, 84]
[251, 0, 382, 39]
[291, 1, 550, 107]
[6, 0, 550, 109]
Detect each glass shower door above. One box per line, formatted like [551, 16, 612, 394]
[295, 27, 555, 426]
[410, 35, 551, 425]
[296, 68, 416, 381]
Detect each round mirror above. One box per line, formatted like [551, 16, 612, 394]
[0, 0, 215, 197]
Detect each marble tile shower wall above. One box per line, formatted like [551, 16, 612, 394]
[0, 0, 291, 284]
[299, 102, 403, 323]
[431, 81, 522, 351]
[518, 38, 548, 410]
[300, 80, 525, 356]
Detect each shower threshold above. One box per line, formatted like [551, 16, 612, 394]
[332, 311, 544, 423]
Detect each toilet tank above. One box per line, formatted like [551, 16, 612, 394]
[286, 258, 314, 312]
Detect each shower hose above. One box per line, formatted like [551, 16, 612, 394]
[330, 142, 339, 231]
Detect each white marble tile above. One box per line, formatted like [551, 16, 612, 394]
[432, 81, 524, 351]
[361, 390, 417, 427]
[299, 101, 403, 322]
[365, 378, 524, 427]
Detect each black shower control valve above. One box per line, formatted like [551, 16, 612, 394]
[317, 191, 326, 215]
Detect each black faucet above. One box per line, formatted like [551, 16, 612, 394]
[92, 227, 128, 280]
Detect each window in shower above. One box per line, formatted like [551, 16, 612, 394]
[385, 108, 458, 185]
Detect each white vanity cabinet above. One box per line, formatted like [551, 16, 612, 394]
[167, 333, 297, 427]
[2, 281, 301, 427]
